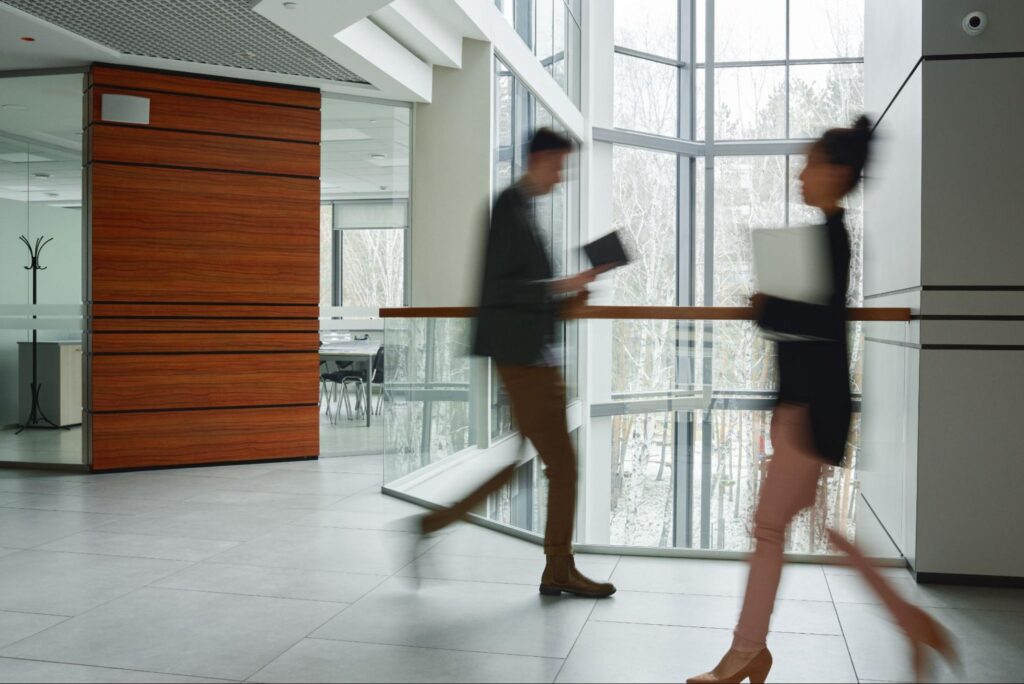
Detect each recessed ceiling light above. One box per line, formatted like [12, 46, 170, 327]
[1, 104, 28, 111]
[20, 36, 36, 42]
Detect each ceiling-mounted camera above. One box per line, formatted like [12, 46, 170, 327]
[963, 11, 988, 36]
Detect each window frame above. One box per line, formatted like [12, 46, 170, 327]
[599, 0, 865, 549]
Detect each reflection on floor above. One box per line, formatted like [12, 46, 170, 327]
[0, 407, 381, 467]
[0, 427, 83, 467]
[320, 406, 385, 457]
[0, 454, 1021, 682]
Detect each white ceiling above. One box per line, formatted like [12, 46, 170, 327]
[0, 76, 411, 205]
[321, 97, 410, 200]
[1, 0, 367, 84]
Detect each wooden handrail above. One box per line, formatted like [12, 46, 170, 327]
[379, 306, 912, 322]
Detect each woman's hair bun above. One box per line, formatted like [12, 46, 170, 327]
[818, 114, 875, 191]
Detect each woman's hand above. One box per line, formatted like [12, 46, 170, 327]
[750, 293, 769, 319]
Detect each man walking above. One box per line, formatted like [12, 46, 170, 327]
[419, 128, 615, 599]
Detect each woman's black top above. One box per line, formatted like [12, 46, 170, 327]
[757, 210, 852, 466]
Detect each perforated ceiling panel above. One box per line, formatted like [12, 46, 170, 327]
[5, 0, 368, 84]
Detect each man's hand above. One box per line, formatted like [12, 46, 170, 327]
[552, 265, 612, 295]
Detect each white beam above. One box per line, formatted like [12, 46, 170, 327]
[253, 0, 434, 102]
[448, 0, 585, 140]
[373, 0, 464, 69]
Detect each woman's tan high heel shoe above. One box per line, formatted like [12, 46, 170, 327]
[904, 608, 961, 682]
[687, 648, 773, 684]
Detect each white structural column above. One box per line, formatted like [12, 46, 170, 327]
[862, 0, 1024, 582]
[408, 39, 493, 307]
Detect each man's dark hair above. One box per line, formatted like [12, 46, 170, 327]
[529, 127, 574, 155]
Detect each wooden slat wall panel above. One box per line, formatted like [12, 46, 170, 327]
[91, 304, 319, 319]
[92, 87, 321, 142]
[91, 406, 319, 471]
[91, 354, 318, 412]
[91, 164, 318, 304]
[91, 125, 319, 177]
[92, 333, 319, 354]
[92, 319, 318, 332]
[90, 64, 321, 108]
[86, 65, 322, 471]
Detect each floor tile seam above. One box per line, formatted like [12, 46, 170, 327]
[166, 555, 405, 575]
[0, 653, 241, 682]
[140, 583, 356, 608]
[285, 522, 446, 535]
[194, 559, 393, 580]
[18, 517, 140, 551]
[0, 607, 75, 619]
[16, 545, 237, 563]
[302, 635, 568, 662]
[179, 496, 350, 510]
[597, 587, 833, 602]
[554, 595, 601, 682]
[836, 600, 1024, 615]
[587, 617, 843, 637]
[608, 589, 836, 605]
[85, 520, 296, 544]
[0, 502, 139, 517]
[235, 600, 352, 683]
[422, 549, 622, 564]
[824, 565, 861, 683]
[0, 491, 181, 507]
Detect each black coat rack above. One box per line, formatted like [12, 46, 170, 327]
[16, 235, 65, 433]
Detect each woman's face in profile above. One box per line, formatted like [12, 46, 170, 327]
[798, 146, 852, 210]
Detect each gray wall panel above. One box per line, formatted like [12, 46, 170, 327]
[861, 331, 919, 563]
[923, 0, 1024, 56]
[917, 349, 1024, 576]
[864, 68, 923, 298]
[921, 58, 1024, 287]
[865, 0, 922, 115]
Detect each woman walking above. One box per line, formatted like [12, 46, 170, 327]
[688, 117, 957, 684]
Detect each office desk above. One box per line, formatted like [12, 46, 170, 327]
[18, 340, 83, 427]
[320, 342, 379, 427]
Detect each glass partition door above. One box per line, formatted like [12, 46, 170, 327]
[0, 73, 85, 467]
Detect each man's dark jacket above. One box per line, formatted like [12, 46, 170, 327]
[472, 184, 558, 366]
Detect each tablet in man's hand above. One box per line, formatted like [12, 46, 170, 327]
[584, 231, 631, 271]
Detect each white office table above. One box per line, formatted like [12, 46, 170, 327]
[320, 342, 379, 427]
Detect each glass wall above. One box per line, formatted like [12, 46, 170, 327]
[492, 58, 581, 442]
[318, 96, 411, 457]
[596, 0, 868, 550]
[0, 73, 85, 467]
[494, 0, 583, 106]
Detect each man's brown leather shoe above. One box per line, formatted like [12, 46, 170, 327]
[540, 555, 616, 598]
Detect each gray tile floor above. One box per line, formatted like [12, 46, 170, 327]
[0, 455, 1022, 683]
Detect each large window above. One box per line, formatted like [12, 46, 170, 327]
[494, 0, 583, 106]
[493, 59, 581, 441]
[322, 200, 407, 308]
[320, 97, 411, 310]
[600, 0, 866, 550]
